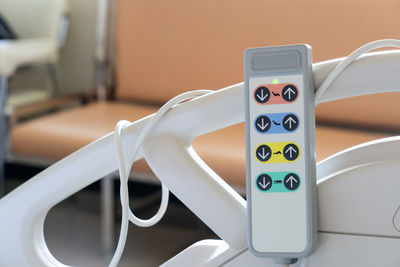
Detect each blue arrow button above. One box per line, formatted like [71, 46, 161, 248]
[254, 113, 299, 134]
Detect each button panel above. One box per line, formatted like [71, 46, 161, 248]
[255, 142, 300, 163]
[252, 80, 302, 194]
[254, 83, 299, 105]
[256, 172, 301, 193]
[255, 113, 299, 134]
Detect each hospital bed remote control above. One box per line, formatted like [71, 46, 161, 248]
[244, 44, 317, 258]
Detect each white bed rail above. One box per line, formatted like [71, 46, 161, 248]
[1, 50, 400, 266]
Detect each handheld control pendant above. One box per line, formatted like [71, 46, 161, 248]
[244, 44, 318, 258]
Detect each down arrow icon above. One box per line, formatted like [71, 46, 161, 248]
[256, 174, 272, 191]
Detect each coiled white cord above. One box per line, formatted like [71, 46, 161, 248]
[108, 90, 213, 267]
[315, 39, 400, 105]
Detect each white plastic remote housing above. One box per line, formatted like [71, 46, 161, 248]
[244, 44, 317, 258]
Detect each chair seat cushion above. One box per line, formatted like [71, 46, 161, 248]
[11, 102, 389, 188]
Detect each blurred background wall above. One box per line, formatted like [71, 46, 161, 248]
[8, 0, 98, 105]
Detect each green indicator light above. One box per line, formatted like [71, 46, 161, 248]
[273, 79, 278, 84]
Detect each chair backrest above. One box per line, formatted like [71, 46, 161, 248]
[0, 0, 67, 42]
[115, 0, 400, 129]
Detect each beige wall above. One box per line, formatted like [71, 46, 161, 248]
[115, 0, 400, 105]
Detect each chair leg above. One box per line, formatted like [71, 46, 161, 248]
[101, 174, 115, 255]
[0, 76, 7, 197]
[46, 63, 60, 96]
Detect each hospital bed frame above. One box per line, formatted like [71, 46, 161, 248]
[0, 50, 400, 266]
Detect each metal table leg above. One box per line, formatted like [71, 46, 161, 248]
[0, 76, 7, 197]
[46, 63, 60, 96]
[101, 174, 115, 255]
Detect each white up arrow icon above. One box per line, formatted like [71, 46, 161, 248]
[283, 87, 296, 100]
[284, 116, 297, 129]
[285, 145, 297, 159]
[285, 175, 298, 188]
